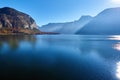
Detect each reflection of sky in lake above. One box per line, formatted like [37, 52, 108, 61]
[0, 35, 120, 80]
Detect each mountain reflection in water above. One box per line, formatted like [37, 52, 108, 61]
[0, 35, 36, 51]
[0, 35, 120, 80]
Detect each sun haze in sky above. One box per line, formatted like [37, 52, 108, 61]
[111, 0, 120, 4]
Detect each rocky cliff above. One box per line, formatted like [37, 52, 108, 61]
[0, 7, 48, 35]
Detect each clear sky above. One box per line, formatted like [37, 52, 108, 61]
[0, 0, 120, 26]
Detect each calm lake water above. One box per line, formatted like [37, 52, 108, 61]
[0, 35, 120, 80]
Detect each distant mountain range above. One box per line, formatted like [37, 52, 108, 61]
[40, 7, 120, 35]
[40, 16, 93, 34]
[76, 7, 120, 35]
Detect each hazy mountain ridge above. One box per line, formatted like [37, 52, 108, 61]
[76, 7, 120, 35]
[40, 15, 93, 34]
[40, 23, 65, 33]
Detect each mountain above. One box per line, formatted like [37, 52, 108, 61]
[76, 7, 120, 35]
[40, 23, 64, 33]
[0, 7, 48, 35]
[40, 15, 93, 34]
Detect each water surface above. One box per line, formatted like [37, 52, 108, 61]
[0, 35, 120, 80]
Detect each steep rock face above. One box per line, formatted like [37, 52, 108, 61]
[40, 15, 93, 34]
[76, 7, 120, 35]
[0, 7, 38, 29]
[0, 7, 45, 35]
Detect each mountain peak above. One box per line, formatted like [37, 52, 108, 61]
[0, 7, 18, 12]
[0, 7, 15, 10]
[40, 15, 93, 34]
[76, 7, 120, 35]
[0, 7, 37, 28]
[0, 7, 42, 34]
[0, 7, 27, 16]
[105, 7, 120, 10]
[78, 15, 92, 21]
[80, 15, 92, 19]
[97, 7, 120, 17]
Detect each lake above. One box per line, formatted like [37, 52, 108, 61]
[0, 35, 120, 80]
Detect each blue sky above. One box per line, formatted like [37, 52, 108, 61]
[0, 0, 120, 26]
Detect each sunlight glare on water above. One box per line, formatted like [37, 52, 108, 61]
[109, 35, 120, 40]
[116, 62, 120, 80]
[113, 43, 120, 51]
[109, 35, 120, 51]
